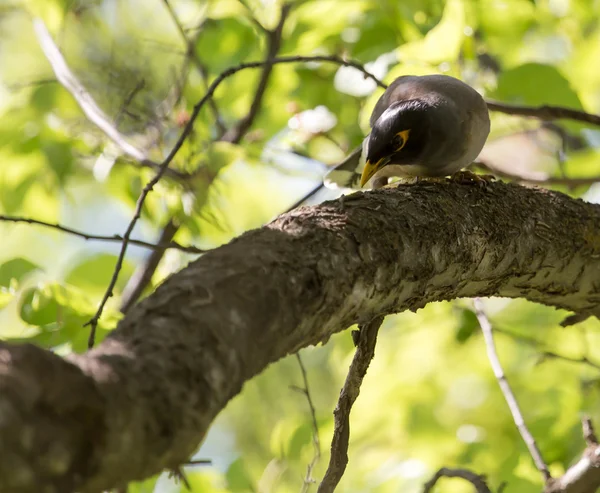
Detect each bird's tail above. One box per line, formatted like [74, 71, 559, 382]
[323, 141, 366, 189]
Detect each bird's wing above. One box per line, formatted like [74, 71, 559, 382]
[323, 138, 368, 189]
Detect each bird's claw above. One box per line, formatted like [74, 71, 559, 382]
[449, 170, 496, 187]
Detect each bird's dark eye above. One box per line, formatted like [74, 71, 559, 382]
[393, 129, 410, 152]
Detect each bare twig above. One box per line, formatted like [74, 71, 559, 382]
[0, 214, 204, 254]
[114, 3, 292, 316]
[222, 3, 292, 143]
[538, 351, 600, 372]
[476, 161, 600, 187]
[317, 316, 384, 493]
[119, 219, 180, 314]
[33, 19, 156, 166]
[486, 100, 600, 127]
[292, 353, 321, 493]
[582, 416, 598, 447]
[185, 459, 212, 466]
[162, 0, 226, 135]
[285, 183, 325, 213]
[422, 467, 492, 493]
[473, 299, 551, 482]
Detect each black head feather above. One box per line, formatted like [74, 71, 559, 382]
[366, 99, 434, 166]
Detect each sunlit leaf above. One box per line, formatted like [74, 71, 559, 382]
[0, 257, 42, 288]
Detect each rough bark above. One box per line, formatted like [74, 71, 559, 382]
[1, 181, 600, 493]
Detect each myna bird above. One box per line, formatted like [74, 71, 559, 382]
[325, 74, 490, 189]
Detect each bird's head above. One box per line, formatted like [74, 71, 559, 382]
[361, 100, 431, 187]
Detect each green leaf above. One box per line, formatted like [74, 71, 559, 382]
[195, 18, 260, 73]
[226, 458, 254, 492]
[0, 287, 14, 310]
[455, 308, 479, 343]
[0, 258, 42, 288]
[64, 253, 135, 296]
[398, 0, 465, 64]
[492, 63, 583, 109]
[42, 139, 74, 184]
[17, 282, 110, 350]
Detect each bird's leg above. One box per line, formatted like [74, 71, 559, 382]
[449, 169, 496, 186]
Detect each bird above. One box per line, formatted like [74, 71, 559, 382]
[324, 74, 490, 189]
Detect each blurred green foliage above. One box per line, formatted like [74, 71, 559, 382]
[2, 0, 600, 492]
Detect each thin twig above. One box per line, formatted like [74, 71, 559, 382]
[491, 327, 600, 372]
[285, 183, 325, 213]
[317, 316, 384, 493]
[538, 351, 600, 372]
[422, 467, 492, 493]
[293, 353, 321, 493]
[0, 214, 205, 254]
[33, 19, 156, 166]
[476, 161, 600, 187]
[119, 219, 180, 314]
[114, 3, 292, 316]
[486, 100, 600, 127]
[582, 415, 599, 447]
[186, 459, 212, 466]
[473, 298, 551, 482]
[162, 0, 226, 135]
[223, 3, 292, 143]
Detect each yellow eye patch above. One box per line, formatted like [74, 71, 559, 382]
[395, 129, 411, 152]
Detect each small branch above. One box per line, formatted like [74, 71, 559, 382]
[0, 214, 204, 254]
[582, 416, 598, 447]
[185, 459, 212, 466]
[293, 353, 321, 493]
[119, 219, 180, 314]
[162, 0, 226, 135]
[317, 316, 384, 493]
[473, 299, 551, 482]
[422, 467, 492, 493]
[486, 100, 600, 127]
[544, 417, 600, 493]
[285, 183, 325, 213]
[222, 3, 292, 144]
[33, 19, 157, 167]
[476, 161, 600, 188]
[538, 351, 600, 372]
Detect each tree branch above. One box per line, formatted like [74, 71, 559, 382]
[222, 3, 292, 143]
[474, 299, 551, 482]
[486, 101, 600, 127]
[2, 181, 600, 491]
[317, 316, 383, 493]
[119, 219, 180, 314]
[422, 467, 492, 493]
[0, 214, 205, 254]
[33, 19, 156, 168]
[545, 418, 600, 493]
[115, 4, 291, 316]
[292, 353, 322, 493]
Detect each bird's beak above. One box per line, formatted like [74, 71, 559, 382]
[360, 157, 389, 188]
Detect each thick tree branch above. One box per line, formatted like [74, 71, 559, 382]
[116, 4, 291, 317]
[2, 181, 600, 492]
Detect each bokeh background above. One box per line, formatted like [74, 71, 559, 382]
[2, 0, 600, 491]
